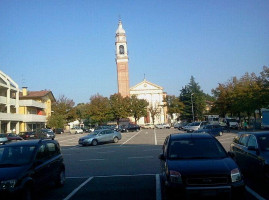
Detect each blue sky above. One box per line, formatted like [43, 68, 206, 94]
[0, 0, 268, 104]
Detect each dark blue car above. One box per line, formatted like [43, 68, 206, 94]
[159, 133, 244, 199]
[194, 124, 224, 137]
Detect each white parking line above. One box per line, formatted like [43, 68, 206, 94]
[120, 130, 141, 146]
[128, 156, 154, 159]
[154, 129, 157, 145]
[245, 186, 266, 200]
[63, 177, 94, 200]
[156, 174, 162, 200]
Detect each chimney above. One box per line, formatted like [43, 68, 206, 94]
[22, 87, 28, 96]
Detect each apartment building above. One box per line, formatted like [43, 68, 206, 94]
[0, 70, 55, 133]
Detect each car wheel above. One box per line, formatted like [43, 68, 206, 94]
[55, 169, 65, 187]
[22, 184, 33, 200]
[219, 131, 223, 136]
[113, 137, 119, 143]
[92, 140, 98, 146]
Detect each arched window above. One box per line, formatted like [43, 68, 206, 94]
[119, 45, 124, 54]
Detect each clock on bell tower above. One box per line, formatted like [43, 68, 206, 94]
[115, 20, 130, 97]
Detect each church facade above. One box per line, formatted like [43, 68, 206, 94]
[115, 21, 167, 125]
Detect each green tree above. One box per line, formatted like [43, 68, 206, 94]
[88, 94, 112, 125]
[148, 104, 161, 125]
[165, 95, 184, 121]
[129, 95, 149, 124]
[109, 94, 130, 124]
[47, 114, 65, 129]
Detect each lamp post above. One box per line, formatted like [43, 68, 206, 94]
[191, 93, 194, 122]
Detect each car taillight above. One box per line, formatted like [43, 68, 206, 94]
[231, 168, 242, 182]
[169, 170, 182, 183]
[26, 135, 29, 138]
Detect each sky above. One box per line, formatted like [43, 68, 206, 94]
[0, 0, 268, 104]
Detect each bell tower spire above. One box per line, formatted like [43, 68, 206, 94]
[115, 20, 130, 97]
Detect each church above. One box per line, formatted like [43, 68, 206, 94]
[115, 20, 167, 125]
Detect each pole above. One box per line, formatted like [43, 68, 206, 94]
[191, 93, 194, 122]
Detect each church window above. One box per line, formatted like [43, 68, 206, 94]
[119, 45, 124, 54]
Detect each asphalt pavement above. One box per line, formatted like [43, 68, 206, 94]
[36, 128, 268, 200]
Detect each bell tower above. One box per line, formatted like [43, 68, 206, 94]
[115, 20, 130, 97]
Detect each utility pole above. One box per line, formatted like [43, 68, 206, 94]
[191, 93, 194, 122]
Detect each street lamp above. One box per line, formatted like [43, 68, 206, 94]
[191, 93, 194, 122]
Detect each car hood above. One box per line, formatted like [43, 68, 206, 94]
[80, 134, 97, 140]
[0, 164, 30, 181]
[167, 157, 236, 176]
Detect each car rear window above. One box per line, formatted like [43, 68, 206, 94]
[168, 138, 227, 159]
[257, 135, 269, 151]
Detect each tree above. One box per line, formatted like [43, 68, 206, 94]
[88, 94, 112, 125]
[148, 104, 161, 125]
[165, 95, 184, 121]
[47, 114, 65, 129]
[129, 95, 149, 124]
[109, 93, 130, 124]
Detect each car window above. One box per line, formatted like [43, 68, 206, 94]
[105, 130, 114, 134]
[239, 135, 249, 146]
[47, 142, 57, 157]
[247, 135, 258, 148]
[36, 144, 48, 160]
[257, 135, 269, 151]
[168, 138, 227, 159]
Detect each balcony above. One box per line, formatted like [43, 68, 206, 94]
[0, 113, 46, 123]
[19, 100, 46, 109]
[0, 96, 18, 106]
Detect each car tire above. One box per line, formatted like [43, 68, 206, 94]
[113, 137, 119, 143]
[22, 184, 33, 200]
[92, 140, 98, 146]
[219, 131, 223, 136]
[55, 169, 65, 187]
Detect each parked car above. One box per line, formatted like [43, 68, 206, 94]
[230, 131, 269, 182]
[19, 132, 36, 140]
[176, 122, 188, 130]
[194, 124, 224, 137]
[70, 127, 83, 134]
[118, 124, 140, 132]
[35, 129, 55, 139]
[182, 123, 192, 131]
[0, 139, 65, 199]
[155, 123, 171, 129]
[54, 128, 64, 134]
[0, 134, 8, 144]
[141, 124, 155, 129]
[185, 121, 208, 133]
[78, 129, 122, 146]
[6, 133, 23, 141]
[159, 133, 244, 199]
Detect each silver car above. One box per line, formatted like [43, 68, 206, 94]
[78, 129, 122, 146]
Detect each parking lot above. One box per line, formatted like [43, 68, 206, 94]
[37, 129, 268, 200]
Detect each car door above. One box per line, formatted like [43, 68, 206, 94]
[32, 144, 51, 187]
[97, 130, 108, 142]
[45, 141, 62, 178]
[234, 134, 249, 172]
[245, 135, 263, 179]
[105, 130, 115, 142]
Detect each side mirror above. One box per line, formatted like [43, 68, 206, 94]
[158, 154, 165, 160]
[228, 151, 235, 158]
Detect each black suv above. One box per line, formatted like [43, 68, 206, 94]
[159, 133, 245, 199]
[0, 139, 65, 199]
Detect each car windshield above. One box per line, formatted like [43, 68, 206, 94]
[0, 145, 36, 167]
[257, 135, 269, 151]
[168, 138, 227, 159]
[0, 134, 7, 138]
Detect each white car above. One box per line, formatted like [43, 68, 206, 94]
[70, 127, 83, 134]
[186, 121, 208, 132]
[141, 124, 155, 129]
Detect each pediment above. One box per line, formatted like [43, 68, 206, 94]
[130, 80, 163, 91]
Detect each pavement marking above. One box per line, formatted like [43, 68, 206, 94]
[63, 176, 94, 200]
[128, 156, 154, 159]
[120, 130, 141, 146]
[156, 174, 162, 200]
[245, 186, 266, 200]
[79, 159, 105, 161]
[154, 129, 157, 145]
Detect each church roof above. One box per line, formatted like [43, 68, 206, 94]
[116, 20, 126, 35]
[130, 79, 163, 91]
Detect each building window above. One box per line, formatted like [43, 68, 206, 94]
[119, 45, 124, 54]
